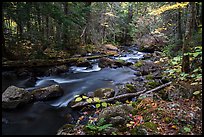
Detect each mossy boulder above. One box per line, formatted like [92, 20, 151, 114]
[134, 61, 143, 67]
[92, 88, 115, 99]
[147, 80, 160, 88]
[31, 84, 64, 101]
[57, 124, 85, 135]
[45, 65, 68, 76]
[143, 122, 157, 131]
[98, 104, 134, 125]
[98, 57, 115, 68]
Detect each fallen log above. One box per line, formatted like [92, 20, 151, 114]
[71, 81, 172, 108]
[2, 54, 116, 69]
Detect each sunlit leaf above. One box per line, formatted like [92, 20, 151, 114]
[193, 91, 201, 95]
[126, 100, 130, 103]
[86, 98, 93, 103]
[183, 127, 191, 132]
[96, 103, 101, 108]
[149, 2, 189, 15]
[101, 102, 107, 107]
[82, 95, 88, 99]
[126, 123, 132, 127]
[130, 121, 135, 124]
[75, 97, 82, 102]
[93, 97, 101, 102]
[190, 82, 199, 85]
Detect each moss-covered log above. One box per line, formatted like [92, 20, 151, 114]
[2, 54, 116, 69]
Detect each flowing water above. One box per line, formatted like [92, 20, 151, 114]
[2, 46, 145, 135]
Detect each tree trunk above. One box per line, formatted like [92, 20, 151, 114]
[1, 3, 6, 58]
[176, 3, 183, 51]
[84, 2, 92, 44]
[46, 16, 49, 41]
[63, 2, 68, 49]
[124, 3, 133, 45]
[182, 2, 196, 73]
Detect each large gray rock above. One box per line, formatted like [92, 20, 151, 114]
[137, 33, 167, 53]
[76, 61, 92, 67]
[98, 104, 134, 125]
[45, 65, 68, 76]
[98, 57, 116, 68]
[104, 44, 118, 51]
[2, 86, 33, 109]
[31, 84, 64, 101]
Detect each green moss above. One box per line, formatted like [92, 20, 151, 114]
[130, 109, 138, 116]
[126, 84, 136, 92]
[143, 122, 157, 131]
[134, 61, 143, 67]
[146, 74, 154, 80]
[164, 117, 171, 124]
[147, 81, 160, 88]
[116, 59, 125, 64]
[143, 114, 152, 122]
[85, 44, 95, 53]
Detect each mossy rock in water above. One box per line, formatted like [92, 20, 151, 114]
[134, 61, 143, 67]
[116, 59, 125, 64]
[147, 80, 160, 88]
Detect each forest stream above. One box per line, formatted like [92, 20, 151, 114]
[2, 46, 145, 135]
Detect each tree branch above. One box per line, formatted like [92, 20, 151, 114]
[71, 81, 172, 108]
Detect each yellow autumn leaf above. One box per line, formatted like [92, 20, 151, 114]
[96, 103, 101, 108]
[149, 2, 189, 15]
[101, 102, 107, 107]
[75, 97, 82, 102]
[130, 121, 135, 124]
[93, 97, 101, 102]
[126, 123, 132, 127]
[86, 98, 93, 103]
[82, 95, 88, 99]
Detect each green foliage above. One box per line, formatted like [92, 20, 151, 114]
[146, 74, 153, 80]
[126, 83, 136, 92]
[147, 81, 160, 88]
[134, 61, 143, 67]
[86, 118, 112, 133]
[183, 126, 191, 133]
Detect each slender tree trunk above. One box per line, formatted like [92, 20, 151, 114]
[84, 2, 92, 44]
[176, 4, 183, 51]
[1, 3, 6, 58]
[17, 2, 23, 39]
[63, 2, 68, 49]
[26, 2, 31, 32]
[46, 16, 49, 41]
[124, 3, 133, 45]
[182, 2, 196, 73]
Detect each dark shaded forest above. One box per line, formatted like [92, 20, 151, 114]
[2, 2, 202, 135]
